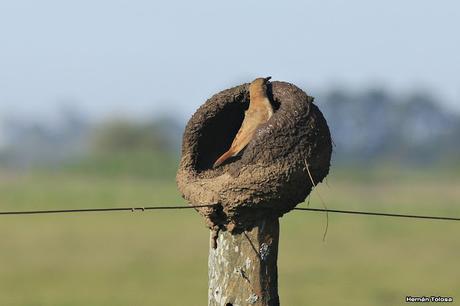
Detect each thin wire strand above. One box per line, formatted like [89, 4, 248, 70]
[0, 204, 214, 215]
[0, 204, 458, 221]
[293, 207, 460, 221]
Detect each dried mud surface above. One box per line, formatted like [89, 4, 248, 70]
[176, 81, 332, 231]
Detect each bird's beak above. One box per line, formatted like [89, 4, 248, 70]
[264, 76, 272, 82]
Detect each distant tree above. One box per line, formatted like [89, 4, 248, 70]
[90, 119, 173, 153]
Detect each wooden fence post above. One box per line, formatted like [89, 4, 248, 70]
[208, 217, 280, 306]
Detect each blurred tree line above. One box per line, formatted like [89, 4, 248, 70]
[0, 87, 459, 177]
[90, 118, 180, 154]
[319, 88, 460, 166]
[0, 111, 182, 178]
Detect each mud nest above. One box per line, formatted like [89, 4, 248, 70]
[176, 81, 332, 231]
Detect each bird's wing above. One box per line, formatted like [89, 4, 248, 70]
[212, 118, 257, 168]
[213, 106, 272, 168]
[228, 113, 260, 153]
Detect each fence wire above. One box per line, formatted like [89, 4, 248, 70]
[0, 204, 458, 221]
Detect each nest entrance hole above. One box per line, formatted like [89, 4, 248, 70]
[195, 97, 247, 171]
[194, 84, 281, 172]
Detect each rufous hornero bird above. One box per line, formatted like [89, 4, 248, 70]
[213, 76, 274, 168]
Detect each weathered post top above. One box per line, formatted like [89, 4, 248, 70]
[176, 79, 332, 305]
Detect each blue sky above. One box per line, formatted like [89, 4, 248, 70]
[1, 0, 459, 121]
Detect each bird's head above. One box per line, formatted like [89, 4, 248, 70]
[249, 76, 271, 96]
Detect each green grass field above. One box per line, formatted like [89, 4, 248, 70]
[0, 168, 459, 305]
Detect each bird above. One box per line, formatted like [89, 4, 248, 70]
[213, 76, 274, 168]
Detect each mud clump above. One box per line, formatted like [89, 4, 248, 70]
[176, 81, 332, 232]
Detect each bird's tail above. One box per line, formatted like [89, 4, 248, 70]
[213, 150, 234, 168]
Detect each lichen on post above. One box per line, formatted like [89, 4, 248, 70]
[208, 217, 279, 306]
[177, 80, 332, 305]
